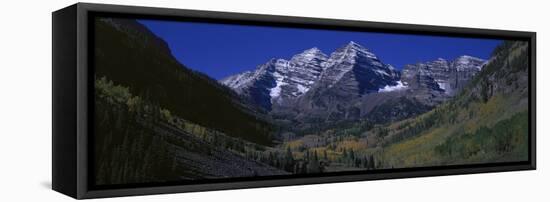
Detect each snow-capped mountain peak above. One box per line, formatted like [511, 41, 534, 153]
[340, 41, 379, 60]
[317, 41, 400, 91]
[345, 41, 363, 49]
[297, 47, 323, 56]
[290, 47, 328, 65]
[453, 55, 486, 71]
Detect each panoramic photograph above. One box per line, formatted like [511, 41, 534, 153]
[93, 17, 529, 186]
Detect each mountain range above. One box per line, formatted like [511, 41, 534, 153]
[221, 41, 486, 128]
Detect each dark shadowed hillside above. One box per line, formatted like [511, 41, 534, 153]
[94, 77, 287, 184]
[94, 18, 273, 145]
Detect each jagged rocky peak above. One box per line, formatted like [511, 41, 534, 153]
[220, 70, 255, 90]
[401, 55, 486, 97]
[344, 41, 368, 50]
[220, 58, 286, 90]
[432, 58, 450, 67]
[319, 41, 400, 92]
[348, 41, 373, 51]
[328, 41, 379, 63]
[220, 47, 330, 109]
[290, 47, 328, 63]
[453, 55, 486, 71]
[289, 47, 328, 77]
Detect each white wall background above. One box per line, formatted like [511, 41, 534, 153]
[0, 0, 547, 201]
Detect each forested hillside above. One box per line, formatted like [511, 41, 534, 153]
[94, 77, 287, 184]
[320, 41, 528, 169]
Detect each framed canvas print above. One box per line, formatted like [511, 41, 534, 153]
[52, 3, 536, 199]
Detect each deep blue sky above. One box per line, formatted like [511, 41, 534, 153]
[139, 19, 501, 80]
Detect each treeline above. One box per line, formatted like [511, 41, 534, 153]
[245, 146, 380, 174]
[338, 148, 378, 169]
[287, 118, 375, 138]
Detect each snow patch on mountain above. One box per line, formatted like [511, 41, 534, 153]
[379, 81, 408, 92]
[437, 82, 448, 91]
[454, 55, 485, 71]
[269, 71, 287, 97]
[296, 84, 308, 94]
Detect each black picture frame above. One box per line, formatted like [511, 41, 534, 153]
[52, 2, 536, 199]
